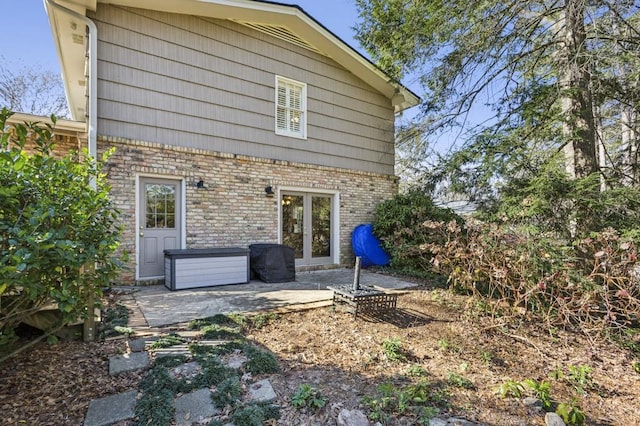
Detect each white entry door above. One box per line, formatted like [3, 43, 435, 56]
[281, 192, 334, 266]
[138, 178, 181, 279]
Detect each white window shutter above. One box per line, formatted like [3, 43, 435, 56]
[275, 76, 306, 139]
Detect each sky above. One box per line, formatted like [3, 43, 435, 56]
[0, 0, 369, 81]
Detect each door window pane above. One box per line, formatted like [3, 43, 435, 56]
[281, 194, 304, 258]
[312, 196, 331, 257]
[145, 183, 176, 228]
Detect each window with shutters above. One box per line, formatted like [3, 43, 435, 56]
[275, 76, 306, 139]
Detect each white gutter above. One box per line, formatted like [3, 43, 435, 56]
[43, 0, 98, 166]
[7, 112, 85, 135]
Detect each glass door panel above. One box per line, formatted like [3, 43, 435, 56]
[145, 183, 176, 229]
[281, 194, 304, 259]
[311, 196, 331, 258]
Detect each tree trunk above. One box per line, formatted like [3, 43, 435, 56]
[621, 107, 638, 186]
[560, 0, 598, 179]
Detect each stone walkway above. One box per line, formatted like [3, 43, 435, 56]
[84, 333, 282, 426]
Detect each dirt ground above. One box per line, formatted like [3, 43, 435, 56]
[249, 288, 640, 425]
[1, 285, 639, 425]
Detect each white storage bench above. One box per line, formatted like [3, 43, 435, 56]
[164, 248, 250, 291]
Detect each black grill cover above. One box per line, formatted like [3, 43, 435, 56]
[249, 244, 296, 283]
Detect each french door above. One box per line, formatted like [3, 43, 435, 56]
[281, 191, 334, 266]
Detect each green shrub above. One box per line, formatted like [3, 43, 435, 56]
[556, 402, 586, 425]
[188, 314, 238, 330]
[373, 190, 462, 274]
[522, 379, 552, 409]
[446, 372, 474, 389]
[98, 302, 129, 338]
[0, 109, 123, 355]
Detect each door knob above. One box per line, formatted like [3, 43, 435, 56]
[139, 232, 144, 237]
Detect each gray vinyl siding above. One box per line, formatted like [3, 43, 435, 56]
[91, 5, 396, 175]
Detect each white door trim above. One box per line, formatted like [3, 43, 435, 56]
[135, 174, 186, 281]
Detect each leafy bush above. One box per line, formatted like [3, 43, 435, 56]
[201, 324, 243, 340]
[0, 109, 123, 355]
[446, 372, 474, 389]
[556, 402, 586, 425]
[98, 302, 129, 338]
[373, 190, 462, 274]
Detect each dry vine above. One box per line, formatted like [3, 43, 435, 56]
[422, 220, 640, 343]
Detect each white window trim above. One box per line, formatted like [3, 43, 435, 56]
[275, 75, 307, 139]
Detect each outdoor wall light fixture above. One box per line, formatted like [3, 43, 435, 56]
[196, 179, 205, 189]
[265, 185, 275, 197]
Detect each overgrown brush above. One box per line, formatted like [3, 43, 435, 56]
[373, 190, 462, 274]
[421, 220, 640, 340]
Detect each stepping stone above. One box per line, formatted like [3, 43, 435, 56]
[83, 390, 137, 426]
[248, 379, 276, 402]
[223, 351, 248, 369]
[127, 338, 148, 352]
[169, 361, 202, 380]
[109, 352, 149, 375]
[337, 408, 369, 426]
[174, 388, 219, 426]
[545, 412, 567, 426]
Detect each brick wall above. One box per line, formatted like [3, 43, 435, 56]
[99, 136, 398, 284]
[10, 133, 82, 158]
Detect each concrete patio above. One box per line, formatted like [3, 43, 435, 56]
[131, 268, 417, 327]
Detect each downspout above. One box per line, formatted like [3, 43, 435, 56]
[43, 0, 98, 168]
[44, 0, 99, 343]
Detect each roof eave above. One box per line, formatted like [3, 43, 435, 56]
[44, 0, 97, 121]
[6, 112, 87, 136]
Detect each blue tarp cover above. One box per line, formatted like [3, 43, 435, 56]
[351, 224, 391, 267]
